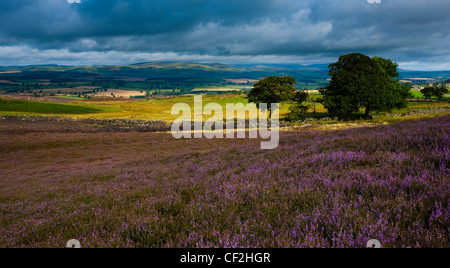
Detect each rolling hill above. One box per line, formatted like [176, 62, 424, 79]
[1, 62, 450, 92]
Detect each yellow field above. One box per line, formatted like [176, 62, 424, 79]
[93, 89, 146, 98]
[0, 94, 292, 122]
[1, 93, 449, 127]
[76, 94, 293, 121]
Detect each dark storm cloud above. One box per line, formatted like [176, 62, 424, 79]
[0, 0, 449, 69]
[0, 0, 292, 43]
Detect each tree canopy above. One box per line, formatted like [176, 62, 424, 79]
[421, 86, 449, 100]
[320, 53, 410, 119]
[248, 76, 297, 117]
[287, 90, 309, 121]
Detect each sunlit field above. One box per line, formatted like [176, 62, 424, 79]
[1, 94, 449, 124]
[0, 94, 293, 122]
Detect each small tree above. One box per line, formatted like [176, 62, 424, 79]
[420, 87, 448, 100]
[434, 87, 449, 100]
[421, 87, 435, 100]
[248, 76, 297, 118]
[287, 91, 309, 121]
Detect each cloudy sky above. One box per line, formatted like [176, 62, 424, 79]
[0, 0, 449, 70]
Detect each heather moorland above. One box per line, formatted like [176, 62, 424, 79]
[0, 115, 448, 248]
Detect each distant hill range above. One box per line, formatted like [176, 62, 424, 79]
[1, 62, 450, 85]
[0, 62, 243, 74]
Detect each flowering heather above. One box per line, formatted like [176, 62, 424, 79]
[0, 116, 449, 248]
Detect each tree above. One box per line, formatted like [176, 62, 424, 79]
[434, 87, 449, 100]
[373, 57, 412, 109]
[292, 90, 309, 104]
[421, 86, 449, 100]
[402, 82, 412, 92]
[321, 53, 408, 119]
[287, 91, 309, 121]
[421, 87, 435, 100]
[248, 76, 297, 118]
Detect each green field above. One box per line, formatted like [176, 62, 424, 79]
[0, 99, 102, 115]
[409, 89, 450, 99]
[410, 91, 424, 98]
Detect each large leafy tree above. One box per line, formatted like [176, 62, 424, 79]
[321, 53, 409, 119]
[372, 57, 411, 109]
[248, 76, 297, 118]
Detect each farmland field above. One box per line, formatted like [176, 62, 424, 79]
[0, 115, 448, 248]
[0, 99, 102, 115]
[1, 94, 449, 123]
[410, 90, 424, 98]
[0, 94, 287, 121]
[93, 89, 146, 98]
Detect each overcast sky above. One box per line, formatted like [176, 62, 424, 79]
[0, 0, 449, 70]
